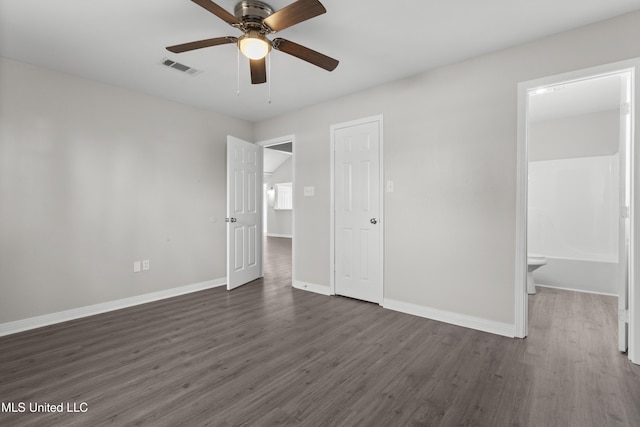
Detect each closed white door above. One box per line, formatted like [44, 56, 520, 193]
[227, 136, 263, 290]
[333, 118, 382, 303]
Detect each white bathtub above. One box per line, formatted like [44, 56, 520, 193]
[532, 256, 618, 295]
[528, 154, 620, 295]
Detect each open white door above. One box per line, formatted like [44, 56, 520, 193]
[332, 117, 383, 304]
[619, 72, 632, 352]
[227, 136, 263, 290]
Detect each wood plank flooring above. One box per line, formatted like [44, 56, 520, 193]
[1, 237, 640, 426]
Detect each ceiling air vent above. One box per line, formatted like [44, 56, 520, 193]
[161, 58, 201, 76]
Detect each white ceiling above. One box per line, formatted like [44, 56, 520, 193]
[2, 0, 640, 122]
[264, 147, 291, 174]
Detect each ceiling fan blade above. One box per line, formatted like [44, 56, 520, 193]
[250, 58, 267, 84]
[191, 0, 241, 27]
[166, 36, 237, 53]
[263, 0, 326, 32]
[272, 38, 338, 71]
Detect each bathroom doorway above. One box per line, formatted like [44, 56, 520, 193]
[516, 60, 639, 364]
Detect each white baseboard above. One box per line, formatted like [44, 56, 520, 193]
[535, 283, 617, 297]
[383, 298, 515, 338]
[290, 285, 514, 337]
[266, 233, 292, 238]
[0, 278, 226, 337]
[293, 280, 332, 296]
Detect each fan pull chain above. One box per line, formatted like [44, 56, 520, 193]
[236, 48, 240, 96]
[267, 51, 272, 104]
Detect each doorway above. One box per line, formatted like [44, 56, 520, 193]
[257, 135, 295, 284]
[516, 60, 639, 364]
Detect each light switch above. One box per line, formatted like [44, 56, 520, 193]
[133, 261, 141, 273]
[304, 186, 315, 197]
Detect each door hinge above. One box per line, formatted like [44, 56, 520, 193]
[619, 309, 629, 323]
[622, 206, 630, 219]
[621, 102, 631, 116]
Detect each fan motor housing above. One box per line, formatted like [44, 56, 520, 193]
[234, 1, 273, 26]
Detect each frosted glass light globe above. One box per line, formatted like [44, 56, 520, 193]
[239, 34, 270, 60]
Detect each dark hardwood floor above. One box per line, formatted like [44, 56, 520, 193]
[1, 237, 640, 426]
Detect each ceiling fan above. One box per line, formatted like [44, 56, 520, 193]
[166, 0, 339, 84]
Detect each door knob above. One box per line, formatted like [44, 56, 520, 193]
[230, 218, 237, 223]
[225, 218, 237, 223]
[370, 218, 377, 224]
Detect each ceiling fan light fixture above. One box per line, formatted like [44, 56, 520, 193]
[166, 0, 339, 85]
[238, 31, 271, 60]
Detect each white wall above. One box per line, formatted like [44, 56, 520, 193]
[529, 110, 620, 161]
[0, 57, 253, 323]
[4, 10, 640, 334]
[254, 10, 640, 329]
[265, 157, 293, 237]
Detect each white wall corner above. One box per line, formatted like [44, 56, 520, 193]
[383, 298, 516, 338]
[293, 280, 332, 296]
[0, 278, 226, 337]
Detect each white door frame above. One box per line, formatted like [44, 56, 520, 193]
[256, 135, 296, 283]
[515, 59, 639, 364]
[329, 115, 384, 302]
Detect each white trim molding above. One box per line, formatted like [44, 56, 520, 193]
[535, 283, 617, 297]
[293, 280, 332, 296]
[515, 80, 529, 338]
[256, 135, 295, 148]
[0, 278, 226, 337]
[383, 298, 515, 338]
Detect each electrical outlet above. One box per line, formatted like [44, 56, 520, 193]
[142, 260, 150, 271]
[133, 261, 141, 273]
[304, 186, 315, 197]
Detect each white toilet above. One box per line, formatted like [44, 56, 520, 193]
[527, 253, 547, 294]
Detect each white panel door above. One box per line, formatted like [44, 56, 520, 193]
[227, 136, 263, 290]
[334, 120, 382, 303]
